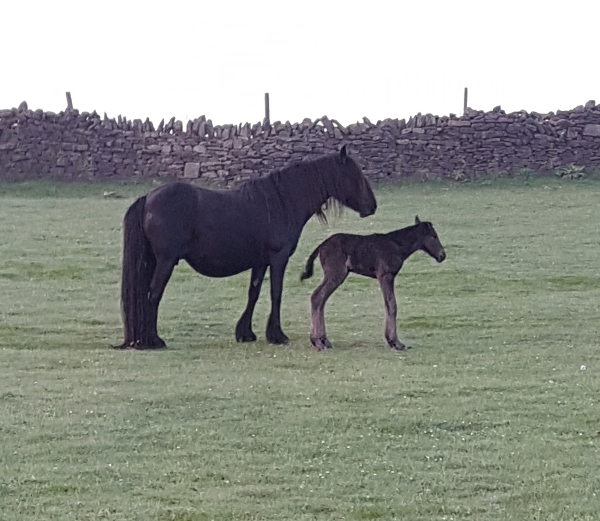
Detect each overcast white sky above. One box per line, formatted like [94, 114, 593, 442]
[4, 0, 598, 126]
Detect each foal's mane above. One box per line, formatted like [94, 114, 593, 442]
[236, 153, 348, 223]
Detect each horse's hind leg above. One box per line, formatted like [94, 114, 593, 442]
[236, 265, 267, 342]
[310, 266, 347, 351]
[144, 255, 177, 349]
[378, 273, 407, 351]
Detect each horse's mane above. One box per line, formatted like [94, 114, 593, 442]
[236, 153, 347, 224]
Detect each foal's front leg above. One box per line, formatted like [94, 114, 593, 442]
[378, 273, 408, 351]
[236, 265, 267, 342]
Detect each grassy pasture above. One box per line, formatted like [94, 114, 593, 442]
[0, 177, 599, 520]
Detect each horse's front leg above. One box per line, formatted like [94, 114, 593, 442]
[235, 265, 267, 342]
[378, 273, 408, 351]
[266, 254, 290, 345]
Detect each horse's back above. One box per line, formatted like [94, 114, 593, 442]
[143, 183, 199, 246]
[146, 182, 200, 210]
[143, 182, 270, 276]
[145, 182, 241, 228]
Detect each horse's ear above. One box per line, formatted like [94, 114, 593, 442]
[340, 145, 347, 164]
[415, 215, 421, 224]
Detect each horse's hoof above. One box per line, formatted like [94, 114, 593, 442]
[115, 337, 166, 350]
[145, 339, 167, 350]
[141, 336, 167, 349]
[236, 331, 257, 343]
[266, 327, 289, 345]
[267, 335, 289, 345]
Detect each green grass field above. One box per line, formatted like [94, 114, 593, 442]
[0, 177, 599, 520]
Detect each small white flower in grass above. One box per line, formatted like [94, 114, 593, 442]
[580, 365, 587, 371]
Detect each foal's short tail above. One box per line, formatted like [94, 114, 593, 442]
[300, 246, 320, 281]
[116, 196, 156, 348]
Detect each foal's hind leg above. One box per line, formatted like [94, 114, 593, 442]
[310, 264, 348, 351]
[378, 273, 407, 351]
[236, 265, 267, 342]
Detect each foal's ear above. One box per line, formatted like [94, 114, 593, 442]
[340, 145, 347, 164]
[415, 215, 421, 224]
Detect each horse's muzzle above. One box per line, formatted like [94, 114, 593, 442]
[359, 204, 377, 218]
[437, 251, 447, 263]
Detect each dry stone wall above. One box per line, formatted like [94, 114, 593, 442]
[2, 100, 600, 184]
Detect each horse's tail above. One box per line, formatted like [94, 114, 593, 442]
[300, 246, 321, 281]
[118, 196, 155, 348]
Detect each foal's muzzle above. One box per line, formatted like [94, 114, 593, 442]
[437, 251, 447, 263]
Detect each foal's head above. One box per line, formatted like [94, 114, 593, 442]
[332, 146, 377, 218]
[415, 216, 446, 263]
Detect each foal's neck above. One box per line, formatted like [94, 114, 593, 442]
[388, 226, 423, 260]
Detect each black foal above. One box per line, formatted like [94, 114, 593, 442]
[301, 216, 446, 351]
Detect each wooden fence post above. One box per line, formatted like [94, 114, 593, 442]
[66, 92, 73, 111]
[463, 87, 468, 115]
[264, 93, 270, 124]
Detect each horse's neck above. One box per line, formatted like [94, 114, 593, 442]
[245, 170, 327, 229]
[292, 167, 331, 224]
[248, 163, 332, 226]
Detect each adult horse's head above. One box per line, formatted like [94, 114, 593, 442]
[331, 146, 377, 218]
[415, 215, 446, 263]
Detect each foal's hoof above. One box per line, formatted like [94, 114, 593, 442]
[311, 336, 333, 351]
[388, 340, 409, 351]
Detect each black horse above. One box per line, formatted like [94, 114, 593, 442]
[117, 146, 377, 349]
[300, 216, 446, 351]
